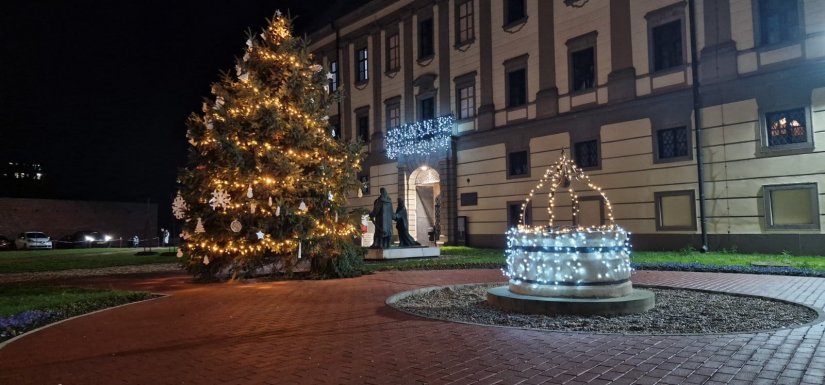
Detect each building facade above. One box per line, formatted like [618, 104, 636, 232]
[308, 0, 825, 253]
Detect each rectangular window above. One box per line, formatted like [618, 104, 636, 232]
[328, 61, 338, 93]
[657, 126, 689, 160]
[507, 69, 526, 108]
[418, 18, 434, 59]
[571, 47, 595, 92]
[357, 115, 369, 142]
[655, 190, 697, 231]
[765, 108, 808, 147]
[758, 0, 800, 46]
[456, 0, 474, 45]
[359, 174, 370, 195]
[574, 140, 599, 168]
[577, 197, 604, 228]
[508, 150, 528, 177]
[504, 0, 526, 26]
[652, 20, 683, 72]
[356, 47, 368, 82]
[386, 103, 400, 130]
[386, 34, 400, 72]
[420, 97, 435, 120]
[764, 184, 819, 230]
[460, 192, 478, 206]
[457, 84, 475, 119]
[507, 202, 531, 228]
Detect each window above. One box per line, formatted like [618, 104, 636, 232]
[386, 102, 400, 130]
[571, 48, 595, 92]
[576, 196, 604, 228]
[456, 0, 474, 45]
[359, 174, 370, 195]
[507, 201, 531, 228]
[656, 126, 690, 161]
[328, 61, 338, 93]
[765, 108, 808, 147]
[357, 115, 369, 143]
[420, 96, 435, 120]
[386, 34, 400, 72]
[757, 0, 801, 46]
[574, 140, 599, 168]
[504, 0, 526, 26]
[507, 69, 527, 108]
[356, 47, 368, 82]
[507, 150, 529, 178]
[651, 20, 683, 72]
[457, 84, 475, 119]
[418, 18, 434, 59]
[655, 190, 697, 231]
[764, 184, 819, 230]
[460, 192, 478, 206]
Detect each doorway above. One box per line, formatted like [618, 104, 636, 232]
[406, 166, 441, 244]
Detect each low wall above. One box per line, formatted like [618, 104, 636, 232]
[0, 198, 158, 244]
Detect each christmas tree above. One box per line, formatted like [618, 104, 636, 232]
[174, 12, 363, 279]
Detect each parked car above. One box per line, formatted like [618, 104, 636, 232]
[0, 235, 12, 250]
[55, 231, 112, 248]
[15, 232, 53, 250]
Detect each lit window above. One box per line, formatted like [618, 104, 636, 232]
[765, 108, 807, 147]
[328, 61, 338, 93]
[359, 174, 370, 195]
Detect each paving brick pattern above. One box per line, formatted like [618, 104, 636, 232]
[1, 269, 824, 384]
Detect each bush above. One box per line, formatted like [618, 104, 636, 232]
[310, 237, 364, 278]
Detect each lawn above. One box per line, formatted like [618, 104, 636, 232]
[365, 246, 825, 273]
[0, 248, 178, 274]
[0, 283, 155, 341]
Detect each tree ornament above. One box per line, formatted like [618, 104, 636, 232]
[298, 201, 308, 212]
[357, 188, 363, 198]
[239, 72, 249, 82]
[328, 191, 334, 201]
[180, 230, 191, 240]
[297, 240, 302, 259]
[247, 185, 254, 198]
[326, 72, 335, 81]
[256, 230, 265, 240]
[335, 211, 339, 222]
[209, 189, 231, 210]
[230, 220, 242, 233]
[275, 206, 281, 216]
[176, 249, 183, 258]
[195, 218, 205, 233]
[203, 256, 210, 265]
[250, 202, 257, 214]
[215, 96, 225, 109]
[172, 191, 188, 220]
[268, 196, 273, 207]
[310, 64, 323, 72]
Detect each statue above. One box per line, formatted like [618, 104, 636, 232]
[369, 187, 394, 248]
[394, 198, 420, 247]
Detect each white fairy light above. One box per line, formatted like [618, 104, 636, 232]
[385, 115, 454, 159]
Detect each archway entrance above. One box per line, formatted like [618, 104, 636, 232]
[406, 166, 441, 245]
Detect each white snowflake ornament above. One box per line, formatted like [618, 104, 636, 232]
[209, 189, 231, 210]
[172, 191, 188, 220]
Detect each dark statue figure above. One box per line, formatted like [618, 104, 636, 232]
[369, 187, 394, 249]
[394, 198, 420, 247]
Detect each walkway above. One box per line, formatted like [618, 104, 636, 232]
[1, 269, 824, 385]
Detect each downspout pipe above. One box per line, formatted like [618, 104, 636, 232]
[688, 0, 709, 252]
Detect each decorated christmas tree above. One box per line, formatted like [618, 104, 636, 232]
[174, 12, 363, 279]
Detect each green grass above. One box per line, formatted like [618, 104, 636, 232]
[0, 283, 153, 317]
[632, 251, 825, 270]
[0, 248, 178, 274]
[364, 246, 825, 272]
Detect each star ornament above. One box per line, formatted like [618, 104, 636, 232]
[326, 72, 335, 81]
[256, 230, 265, 240]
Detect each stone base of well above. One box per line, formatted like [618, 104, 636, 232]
[364, 246, 440, 260]
[486, 286, 655, 315]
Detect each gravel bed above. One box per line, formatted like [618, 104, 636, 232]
[392, 284, 820, 334]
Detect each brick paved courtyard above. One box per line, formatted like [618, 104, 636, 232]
[1, 269, 824, 384]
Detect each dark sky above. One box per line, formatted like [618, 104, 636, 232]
[0, 0, 357, 226]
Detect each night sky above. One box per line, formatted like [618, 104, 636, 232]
[1, 0, 358, 227]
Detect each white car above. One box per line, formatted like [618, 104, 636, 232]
[15, 232, 53, 250]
